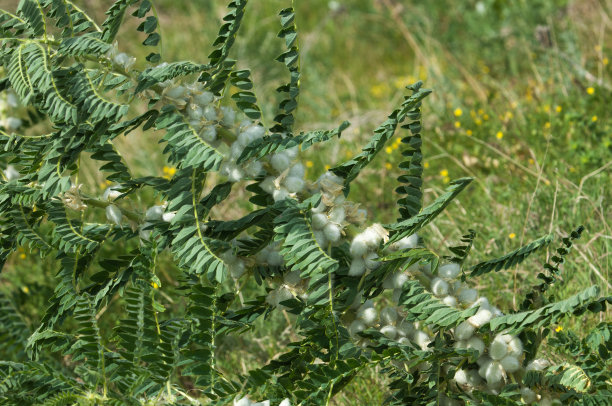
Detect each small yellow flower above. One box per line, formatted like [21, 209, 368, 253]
[509, 233, 516, 239]
[152, 282, 159, 289]
[454, 108, 463, 117]
[544, 104, 551, 113]
[477, 108, 484, 115]
[442, 176, 450, 184]
[454, 121, 461, 128]
[555, 105, 562, 113]
[475, 118, 482, 126]
[466, 129, 473, 136]
[423, 162, 430, 169]
[394, 137, 402, 145]
[324, 164, 331, 170]
[555, 325, 563, 333]
[483, 114, 489, 121]
[385, 162, 392, 170]
[496, 131, 504, 139]
[591, 115, 598, 122]
[544, 122, 551, 129]
[604, 57, 609, 66]
[528, 158, 535, 165]
[385, 146, 393, 154]
[19, 253, 26, 259]
[21, 286, 29, 294]
[569, 166, 576, 173]
[505, 111, 513, 120]
[440, 169, 449, 177]
[305, 161, 314, 168]
[586, 87, 595, 95]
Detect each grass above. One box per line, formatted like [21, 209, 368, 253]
[0, 0, 610, 404]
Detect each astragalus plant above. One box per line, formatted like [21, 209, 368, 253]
[0, 1, 610, 405]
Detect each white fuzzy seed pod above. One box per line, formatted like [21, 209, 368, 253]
[471, 297, 492, 311]
[348, 257, 366, 276]
[468, 309, 493, 328]
[364, 252, 380, 270]
[526, 359, 549, 371]
[284, 176, 305, 193]
[187, 103, 203, 120]
[348, 320, 366, 337]
[397, 337, 411, 345]
[162, 211, 176, 222]
[443, 296, 458, 307]
[395, 234, 418, 250]
[454, 369, 468, 386]
[200, 125, 217, 142]
[357, 307, 378, 326]
[166, 85, 186, 99]
[507, 336, 523, 357]
[273, 188, 290, 202]
[439, 263, 461, 279]
[457, 287, 478, 304]
[311, 213, 329, 230]
[244, 161, 263, 178]
[413, 330, 431, 351]
[233, 395, 251, 406]
[260, 177, 276, 194]
[466, 369, 484, 387]
[313, 230, 328, 248]
[270, 152, 291, 172]
[102, 187, 121, 201]
[285, 146, 298, 160]
[392, 272, 408, 289]
[203, 105, 217, 121]
[500, 355, 520, 373]
[467, 336, 485, 356]
[220, 106, 235, 126]
[431, 277, 449, 297]
[105, 205, 122, 225]
[380, 307, 398, 325]
[349, 236, 369, 257]
[485, 361, 504, 385]
[278, 399, 291, 406]
[229, 260, 246, 278]
[454, 321, 475, 340]
[289, 163, 305, 178]
[520, 387, 537, 404]
[398, 320, 415, 338]
[145, 205, 164, 221]
[362, 227, 383, 248]
[489, 336, 509, 360]
[323, 223, 341, 243]
[194, 91, 214, 106]
[328, 206, 346, 224]
[380, 325, 398, 340]
[267, 251, 284, 267]
[230, 142, 245, 160]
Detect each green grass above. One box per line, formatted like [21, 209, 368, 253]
[1, 0, 610, 404]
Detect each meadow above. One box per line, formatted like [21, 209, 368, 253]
[0, 0, 610, 404]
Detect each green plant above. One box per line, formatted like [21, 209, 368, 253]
[0, 1, 610, 405]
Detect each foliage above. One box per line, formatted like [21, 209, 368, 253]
[0, 1, 609, 405]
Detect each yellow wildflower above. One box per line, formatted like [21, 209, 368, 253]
[423, 162, 430, 169]
[305, 161, 314, 168]
[454, 121, 461, 128]
[442, 176, 450, 184]
[152, 282, 159, 289]
[604, 57, 609, 66]
[385, 162, 392, 170]
[528, 158, 535, 165]
[454, 108, 463, 117]
[475, 118, 482, 126]
[555, 105, 562, 113]
[555, 325, 563, 333]
[509, 233, 516, 239]
[483, 114, 489, 121]
[496, 131, 504, 139]
[477, 108, 484, 115]
[21, 286, 29, 294]
[544, 122, 551, 129]
[385, 146, 393, 154]
[19, 253, 26, 259]
[505, 111, 513, 120]
[324, 164, 330, 170]
[591, 115, 598, 122]
[466, 129, 473, 136]
[440, 169, 449, 177]
[586, 87, 595, 95]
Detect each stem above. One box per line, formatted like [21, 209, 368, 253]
[82, 195, 142, 222]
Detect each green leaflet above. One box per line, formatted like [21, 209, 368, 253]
[237, 121, 350, 164]
[135, 61, 207, 93]
[398, 279, 478, 329]
[470, 233, 553, 277]
[395, 82, 428, 221]
[488, 285, 610, 335]
[385, 177, 473, 245]
[331, 82, 432, 186]
[57, 33, 111, 56]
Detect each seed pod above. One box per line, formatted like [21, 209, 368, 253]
[380, 325, 398, 339]
[349, 320, 366, 337]
[364, 252, 380, 270]
[468, 309, 493, 328]
[284, 176, 305, 193]
[467, 336, 485, 356]
[105, 205, 122, 225]
[431, 277, 449, 297]
[312, 213, 328, 230]
[484, 361, 504, 385]
[455, 320, 475, 340]
[380, 307, 398, 324]
[489, 335, 509, 360]
[323, 223, 341, 243]
[145, 205, 164, 221]
[454, 369, 468, 386]
[270, 152, 291, 172]
[439, 263, 461, 279]
[443, 295, 458, 307]
[349, 236, 369, 257]
[413, 330, 431, 351]
[357, 307, 378, 326]
[500, 355, 520, 373]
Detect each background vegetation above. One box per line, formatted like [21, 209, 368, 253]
[1, 0, 610, 403]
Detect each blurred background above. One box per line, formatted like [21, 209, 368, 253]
[1, 0, 610, 403]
